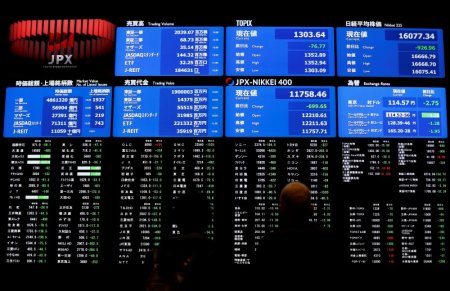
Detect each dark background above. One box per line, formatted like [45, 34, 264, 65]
[0, 14, 449, 290]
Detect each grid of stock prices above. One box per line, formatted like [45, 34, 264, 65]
[0, 16, 448, 288]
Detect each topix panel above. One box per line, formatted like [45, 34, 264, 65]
[337, 28, 445, 77]
[115, 27, 224, 76]
[338, 87, 447, 138]
[3, 87, 112, 138]
[226, 86, 336, 137]
[226, 27, 335, 76]
[113, 86, 223, 137]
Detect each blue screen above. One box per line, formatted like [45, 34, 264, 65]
[115, 27, 224, 76]
[113, 86, 223, 137]
[337, 28, 445, 77]
[3, 87, 112, 138]
[226, 86, 336, 137]
[226, 27, 335, 76]
[338, 87, 447, 138]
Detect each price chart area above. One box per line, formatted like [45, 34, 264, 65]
[337, 28, 445, 77]
[338, 87, 447, 138]
[226, 27, 334, 76]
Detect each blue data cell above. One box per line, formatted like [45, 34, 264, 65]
[115, 27, 223, 76]
[4, 87, 112, 138]
[226, 86, 336, 137]
[338, 87, 447, 138]
[226, 27, 334, 76]
[337, 28, 445, 77]
[113, 87, 223, 137]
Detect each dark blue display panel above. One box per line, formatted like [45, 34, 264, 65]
[226, 27, 335, 76]
[337, 28, 445, 77]
[113, 86, 223, 137]
[115, 27, 224, 76]
[226, 86, 336, 137]
[4, 87, 112, 138]
[338, 87, 447, 138]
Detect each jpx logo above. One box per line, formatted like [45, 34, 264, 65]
[48, 54, 73, 65]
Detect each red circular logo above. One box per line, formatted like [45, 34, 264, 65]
[9, 19, 115, 61]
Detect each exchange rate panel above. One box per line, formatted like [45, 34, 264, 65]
[338, 87, 447, 138]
